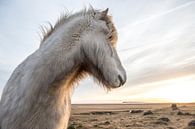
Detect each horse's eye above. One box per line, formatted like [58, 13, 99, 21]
[109, 35, 112, 40]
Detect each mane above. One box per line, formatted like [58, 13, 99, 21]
[39, 7, 117, 47]
[39, 8, 89, 45]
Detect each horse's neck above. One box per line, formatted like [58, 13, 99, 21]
[0, 14, 88, 129]
[0, 36, 78, 129]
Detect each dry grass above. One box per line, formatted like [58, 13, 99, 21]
[68, 103, 195, 129]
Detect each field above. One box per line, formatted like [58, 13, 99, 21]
[68, 103, 195, 129]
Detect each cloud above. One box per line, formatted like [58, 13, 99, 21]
[117, 0, 195, 87]
[0, 0, 195, 103]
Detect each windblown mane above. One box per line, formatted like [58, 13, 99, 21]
[39, 8, 117, 47]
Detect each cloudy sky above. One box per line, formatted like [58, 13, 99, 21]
[0, 0, 195, 103]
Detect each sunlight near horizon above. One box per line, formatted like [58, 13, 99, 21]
[134, 76, 195, 103]
[73, 75, 195, 104]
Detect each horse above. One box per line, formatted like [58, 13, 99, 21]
[0, 7, 126, 129]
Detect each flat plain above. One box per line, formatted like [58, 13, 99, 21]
[68, 103, 195, 129]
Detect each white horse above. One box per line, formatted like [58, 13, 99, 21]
[0, 8, 126, 129]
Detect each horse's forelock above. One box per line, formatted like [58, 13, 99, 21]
[39, 8, 117, 47]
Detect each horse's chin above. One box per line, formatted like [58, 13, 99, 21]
[108, 84, 122, 89]
[91, 67, 123, 89]
[102, 81, 122, 90]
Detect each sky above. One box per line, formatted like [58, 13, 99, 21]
[0, 0, 195, 103]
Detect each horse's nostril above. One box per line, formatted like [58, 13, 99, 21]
[118, 74, 124, 86]
[118, 74, 126, 86]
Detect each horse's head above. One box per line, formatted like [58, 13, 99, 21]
[80, 8, 126, 89]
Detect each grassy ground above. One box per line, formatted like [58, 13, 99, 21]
[68, 103, 195, 129]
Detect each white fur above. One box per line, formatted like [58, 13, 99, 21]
[0, 8, 126, 129]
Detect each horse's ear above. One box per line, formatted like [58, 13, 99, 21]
[101, 8, 109, 17]
[89, 4, 96, 16]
